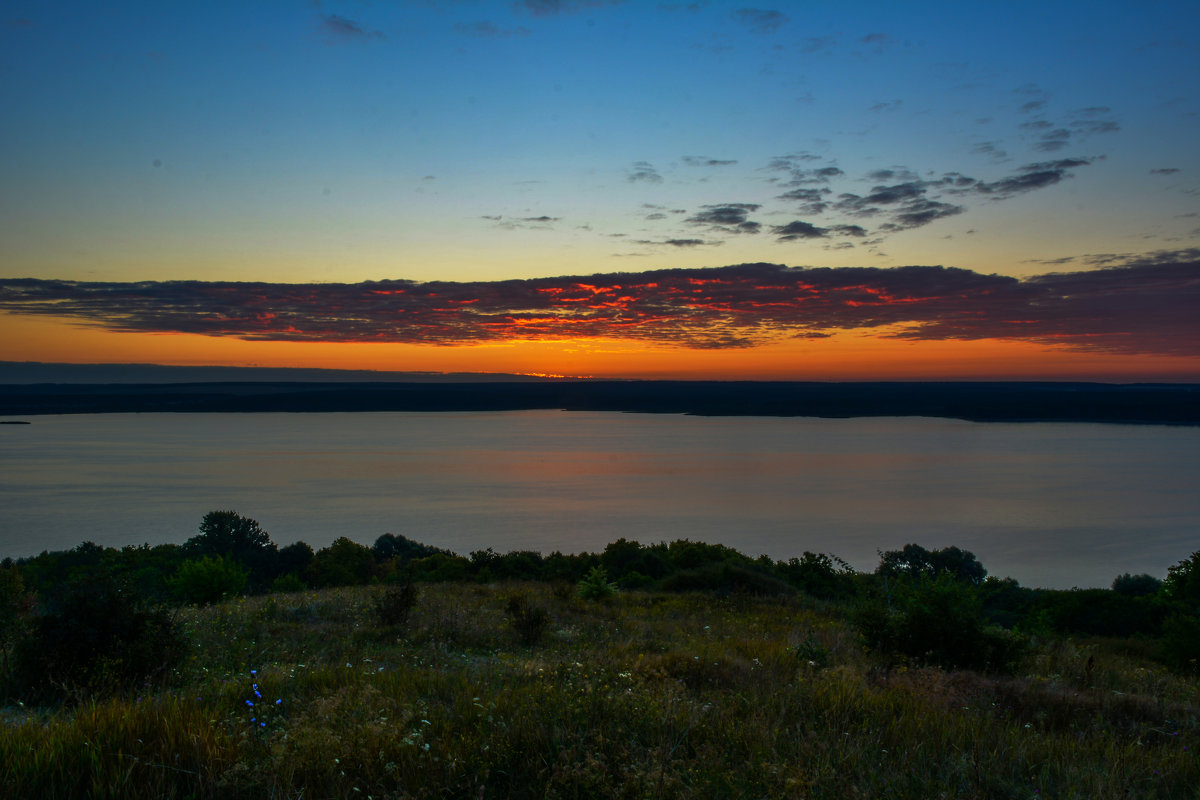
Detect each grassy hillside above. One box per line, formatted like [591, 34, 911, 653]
[3, 581, 1198, 799]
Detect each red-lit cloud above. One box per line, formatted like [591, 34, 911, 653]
[2, 254, 1198, 355]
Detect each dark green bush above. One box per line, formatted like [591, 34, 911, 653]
[306, 537, 376, 588]
[375, 582, 418, 629]
[1112, 572, 1163, 597]
[576, 565, 618, 600]
[183, 511, 279, 590]
[853, 572, 1026, 673]
[504, 592, 549, 646]
[168, 554, 248, 605]
[660, 563, 796, 597]
[270, 572, 307, 593]
[7, 576, 183, 703]
[778, 551, 856, 599]
[1161, 613, 1200, 673]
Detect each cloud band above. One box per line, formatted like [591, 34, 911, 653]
[2, 255, 1198, 355]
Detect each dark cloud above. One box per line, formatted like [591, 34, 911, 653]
[1035, 128, 1072, 152]
[832, 179, 964, 231]
[799, 36, 836, 53]
[866, 168, 918, 182]
[5, 257, 1195, 355]
[734, 8, 789, 33]
[454, 21, 532, 38]
[772, 221, 828, 241]
[485, 215, 562, 229]
[686, 203, 762, 234]
[628, 161, 662, 183]
[682, 156, 738, 167]
[971, 142, 1008, 160]
[1019, 100, 1047, 114]
[1151, 168, 1182, 175]
[633, 238, 719, 248]
[510, 0, 627, 17]
[320, 14, 384, 41]
[974, 158, 1092, 199]
[859, 33, 896, 53]
[776, 186, 831, 215]
[1069, 119, 1120, 136]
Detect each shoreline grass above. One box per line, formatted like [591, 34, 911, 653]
[3, 582, 1198, 799]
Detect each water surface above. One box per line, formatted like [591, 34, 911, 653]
[2, 411, 1197, 588]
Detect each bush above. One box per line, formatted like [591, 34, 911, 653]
[183, 511, 278, 590]
[576, 565, 618, 600]
[306, 537, 376, 588]
[1112, 572, 1163, 597]
[1161, 613, 1200, 673]
[375, 582, 418, 629]
[270, 573, 307, 593]
[876, 544, 987, 585]
[168, 555, 248, 605]
[7, 576, 183, 703]
[854, 572, 1026, 673]
[659, 563, 795, 597]
[505, 592, 549, 646]
[778, 551, 856, 600]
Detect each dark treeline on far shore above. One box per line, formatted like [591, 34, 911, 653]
[4, 510, 1200, 695]
[2, 380, 1200, 424]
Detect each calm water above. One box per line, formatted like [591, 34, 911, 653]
[2, 411, 1198, 588]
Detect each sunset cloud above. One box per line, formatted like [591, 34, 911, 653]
[3, 255, 1196, 356]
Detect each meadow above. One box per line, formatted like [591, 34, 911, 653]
[2, 573, 1199, 799]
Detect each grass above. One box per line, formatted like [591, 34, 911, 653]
[3, 582, 1199, 799]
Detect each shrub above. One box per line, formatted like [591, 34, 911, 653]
[7, 575, 183, 703]
[660, 563, 795, 597]
[876, 543, 987, 585]
[168, 555, 248, 605]
[778, 551, 856, 599]
[306, 537, 376, 588]
[576, 565, 618, 600]
[182, 511, 278, 590]
[504, 592, 549, 646]
[1112, 572, 1163, 597]
[1161, 612, 1200, 673]
[853, 572, 1026, 673]
[270, 573, 307, 593]
[375, 582, 418, 629]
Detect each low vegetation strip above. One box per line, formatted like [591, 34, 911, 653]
[2, 513, 1200, 797]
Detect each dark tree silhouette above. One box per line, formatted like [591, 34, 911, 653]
[876, 543, 987, 585]
[182, 511, 279, 590]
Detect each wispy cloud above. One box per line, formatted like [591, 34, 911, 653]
[4, 254, 1196, 355]
[733, 8, 789, 34]
[628, 161, 663, 183]
[453, 21, 532, 38]
[319, 14, 385, 42]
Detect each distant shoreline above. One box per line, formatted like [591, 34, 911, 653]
[2, 380, 1198, 425]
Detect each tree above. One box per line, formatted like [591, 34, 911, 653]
[306, 537, 376, 588]
[1111, 572, 1162, 598]
[182, 511, 279, 590]
[876, 544, 986, 585]
[1163, 550, 1200, 612]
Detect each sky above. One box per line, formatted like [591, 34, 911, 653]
[1, 0, 1198, 380]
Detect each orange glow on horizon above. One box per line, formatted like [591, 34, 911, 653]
[4, 313, 1199, 382]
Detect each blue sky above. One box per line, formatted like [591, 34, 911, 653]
[1, 1, 1198, 378]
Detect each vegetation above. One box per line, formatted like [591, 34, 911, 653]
[2, 512, 1200, 797]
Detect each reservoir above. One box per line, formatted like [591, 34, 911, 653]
[2, 410, 1197, 588]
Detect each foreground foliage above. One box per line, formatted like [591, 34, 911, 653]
[2, 582, 1199, 799]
